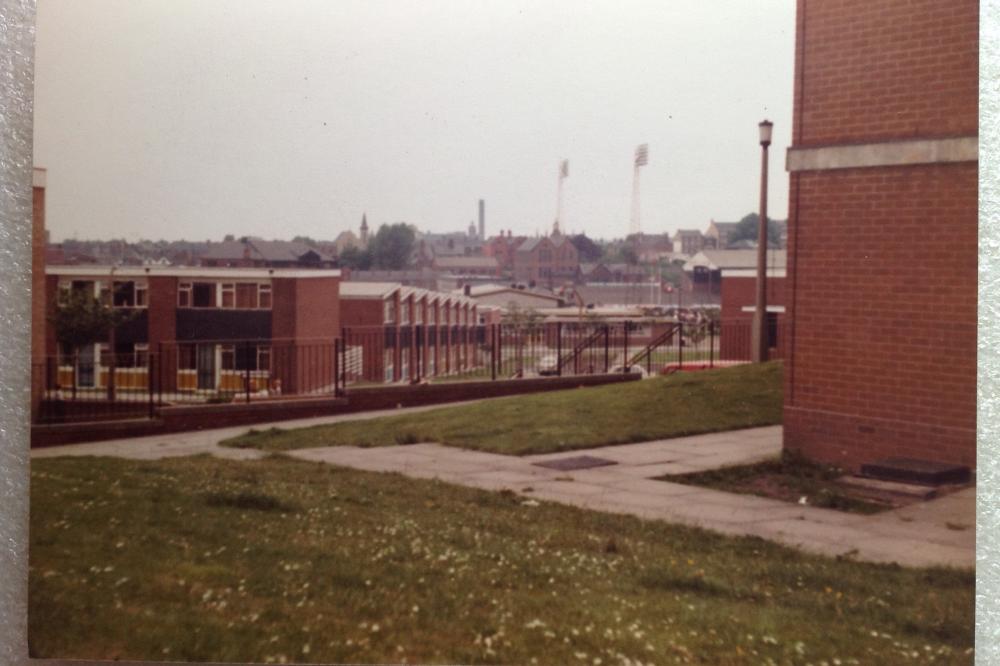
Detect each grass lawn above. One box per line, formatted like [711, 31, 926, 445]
[222, 361, 784, 455]
[30, 455, 973, 664]
[658, 451, 894, 515]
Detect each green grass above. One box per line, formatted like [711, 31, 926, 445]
[29, 455, 974, 664]
[658, 451, 892, 515]
[222, 361, 785, 455]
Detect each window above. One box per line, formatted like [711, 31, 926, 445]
[258, 284, 272, 309]
[192, 283, 213, 308]
[257, 346, 271, 372]
[57, 282, 72, 305]
[98, 282, 111, 306]
[384, 349, 394, 382]
[414, 302, 423, 324]
[384, 299, 396, 324]
[220, 344, 235, 371]
[236, 283, 258, 308]
[401, 301, 410, 324]
[112, 281, 135, 307]
[178, 283, 192, 307]
[221, 283, 235, 308]
[135, 283, 148, 307]
[112, 342, 149, 367]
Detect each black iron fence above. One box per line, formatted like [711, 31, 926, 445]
[32, 319, 784, 424]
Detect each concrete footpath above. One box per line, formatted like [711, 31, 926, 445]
[33, 410, 974, 569]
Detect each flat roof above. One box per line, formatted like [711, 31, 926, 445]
[684, 249, 787, 272]
[46, 265, 341, 280]
[341, 281, 476, 307]
[340, 281, 401, 299]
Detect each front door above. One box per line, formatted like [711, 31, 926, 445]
[196, 344, 216, 390]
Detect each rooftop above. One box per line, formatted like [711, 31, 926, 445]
[46, 265, 341, 280]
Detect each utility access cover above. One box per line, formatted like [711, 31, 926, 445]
[533, 456, 618, 471]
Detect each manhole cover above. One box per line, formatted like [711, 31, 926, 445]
[533, 455, 618, 471]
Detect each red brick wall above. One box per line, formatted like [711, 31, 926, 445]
[785, 164, 977, 468]
[793, 0, 978, 147]
[784, 0, 978, 470]
[270, 279, 297, 341]
[340, 299, 383, 327]
[291, 276, 340, 341]
[147, 276, 178, 347]
[720, 276, 786, 322]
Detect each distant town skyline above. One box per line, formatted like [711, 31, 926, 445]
[33, 0, 794, 243]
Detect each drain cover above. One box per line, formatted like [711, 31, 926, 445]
[534, 455, 618, 471]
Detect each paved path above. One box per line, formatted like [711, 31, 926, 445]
[33, 416, 974, 569]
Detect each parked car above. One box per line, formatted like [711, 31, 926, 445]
[537, 353, 560, 376]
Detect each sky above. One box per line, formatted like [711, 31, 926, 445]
[33, 0, 796, 243]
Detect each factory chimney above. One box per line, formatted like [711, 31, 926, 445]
[478, 199, 485, 240]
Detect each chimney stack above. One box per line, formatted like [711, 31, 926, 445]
[478, 199, 485, 240]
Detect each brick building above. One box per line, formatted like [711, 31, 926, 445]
[484, 231, 527, 275]
[513, 235, 580, 286]
[704, 220, 739, 250]
[718, 268, 787, 361]
[782, 0, 978, 470]
[671, 229, 705, 256]
[340, 282, 480, 383]
[45, 266, 340, 395]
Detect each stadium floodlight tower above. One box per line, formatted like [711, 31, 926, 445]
[554, 159, 569, 235]
[630, 144, 649, 237]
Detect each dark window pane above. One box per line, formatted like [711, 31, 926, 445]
[192, 283, 213, 307]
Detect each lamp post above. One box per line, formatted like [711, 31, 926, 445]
[751, 119, 773, 363]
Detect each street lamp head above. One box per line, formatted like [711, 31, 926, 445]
[758, 119, 773, 147]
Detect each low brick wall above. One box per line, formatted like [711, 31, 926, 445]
[31, 373, 640, 447]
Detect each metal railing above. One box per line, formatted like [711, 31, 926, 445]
[32, 319, 784, 424]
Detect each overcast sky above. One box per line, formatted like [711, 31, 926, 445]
[33, 0, 795, 243]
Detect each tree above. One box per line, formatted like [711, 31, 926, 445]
[569, 233, 602, 263]
[292, 235, 317, 247]
[729, 213, 784, 247]
[369, 223, 417, 270]
[49, 289, 135, 356]
[337, 245, 373, 270]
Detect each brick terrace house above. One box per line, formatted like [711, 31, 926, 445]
[782, 0, 978, 470]
[483, 231, 527, 276]
[44, 266, 340, 396]
[704, 220, 740, 250]
[340, 282, 480, 383]
[671, 229, 706, 256]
